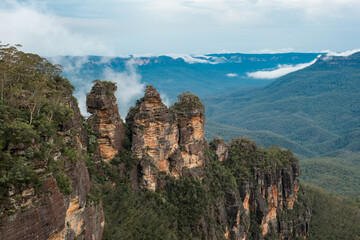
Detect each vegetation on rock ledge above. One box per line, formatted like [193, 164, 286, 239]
[0, 44, 78, 205]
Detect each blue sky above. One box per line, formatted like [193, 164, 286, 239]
[1, 0, 360, 56]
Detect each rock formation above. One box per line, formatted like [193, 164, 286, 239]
[0, 80, 309, 240]
[217, 138, 308, 240]
[86, 80, 126, 163]
[126, 85, 179, 190]
[0, 94, 104, 240]
[210, 137, 228, 162]
[122, 86, 308, 239]
[172, 91, 206, 169]
[126, 86, 206, 190]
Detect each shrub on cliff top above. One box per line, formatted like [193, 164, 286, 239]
[171, 91, 205, 113]
[91, 79, 116, 96]
[224, 137, 298, 182]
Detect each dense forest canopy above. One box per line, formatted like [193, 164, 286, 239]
[0, 44, 77, 203]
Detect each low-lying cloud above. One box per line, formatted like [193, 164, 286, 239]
[159, 92, 171, 107]
[324, 49, 360, 57]
[102, 60, 145, 117]
[52, 57, 146, 118]
[247, 59, 318, 79]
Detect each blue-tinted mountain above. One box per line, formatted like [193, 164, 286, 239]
[204, 53, 360, 196]
[52, 53, 319, 102]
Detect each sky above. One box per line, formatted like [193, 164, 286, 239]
[1, 0, 360, 56]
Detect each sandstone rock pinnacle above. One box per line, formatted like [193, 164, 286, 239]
[126, 86, 206, 190]
[86, 80, 127, 163]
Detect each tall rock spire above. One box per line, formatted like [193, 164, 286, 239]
[126, 85, 179, 190]
[171, 91, 206, 169]
[86, 80, 126, 163]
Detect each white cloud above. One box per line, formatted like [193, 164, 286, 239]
[74, 84, 93, 118]
[50, 56, 89, 74]
[144, 0, 360, 24]
[323, 49, 360, 57]
[247, 58, 318, 79]
[49, 56, 94, 117]
[52, 57, 145, 118]
[130, 53, 225, 64]
[0, 1, 112, 56]
[102, 60, 145, 117]
[167, 54, 228, 64]
[165, 54, 211, 64]
[160, 92, 171, 107]
[226, 73, 238, 77]
[2, 0, 360, 55]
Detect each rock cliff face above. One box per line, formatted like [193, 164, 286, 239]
[172, 91, 206, 170]
[216, 138, 309, 240]
[126, 86, 206, 190]
[86, 81, 126, 163]
[210, 136, 228, 162]
[0, 94, 104, 240]
[0, 80, 308, 240]
[121, 86, 308, 239]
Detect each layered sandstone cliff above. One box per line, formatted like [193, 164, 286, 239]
[209, 138, 309, 240]
[0, 94, 104, 240]
[126, 86, 206, 190]
[86, 80, 126, 163]
[171, 91, 206, 170]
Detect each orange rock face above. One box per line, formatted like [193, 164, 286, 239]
[126, 86, 180, 190]
[178, 115, 205, 168]
[242, 193, 250, 212]
[87, 81, 126, 163]
[126, 86, 206, 190]
[220, 139, 306, 240]
[173, 91, 206, 171]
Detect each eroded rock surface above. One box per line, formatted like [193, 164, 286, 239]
[221, 138, 308, 240]
[0, 95, 104, 240]
[126, 86, 206, 190]
[172, 91, 206, 169]
[87, 80, 126, 163]
[210, 137, 228, 162]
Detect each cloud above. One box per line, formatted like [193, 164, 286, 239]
[2, 0, 360, 55]
[323, 49, 360, 57]
[0, 1, 112, 56]
[130, 53, 225, 64]
[226, 73, 238, 77]
[247, 58, 318, 79]
[52, 57, 145, 118]
[102, 60, 145, 117]
[169, 54, 228, 64]
[159, 92, 171, 107]
[145, 0, 360, 24]
[50, 56, 90, 75]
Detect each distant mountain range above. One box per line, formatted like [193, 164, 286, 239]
[203, 53, 360, 196]
[51, 53, 319, 108]
[204, 53, 360, 157]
